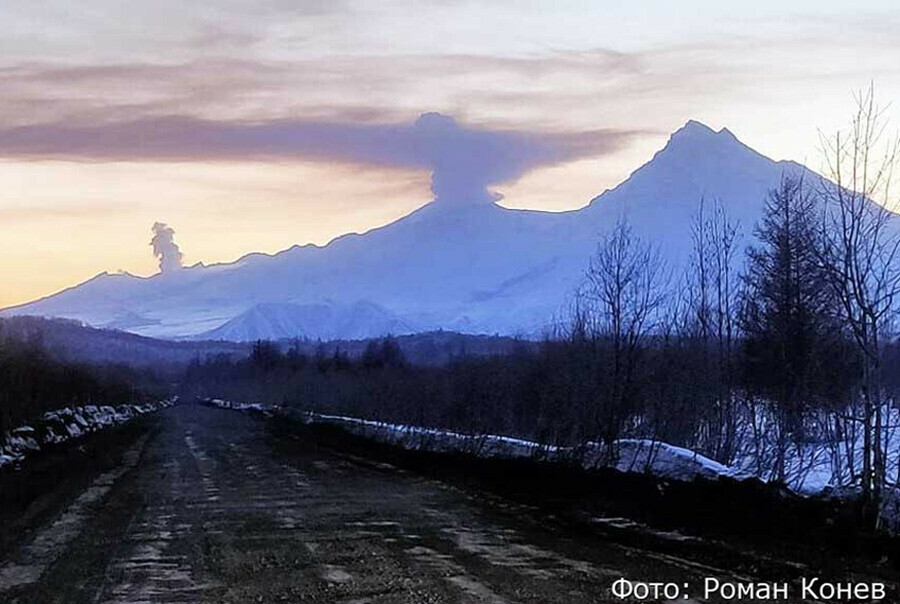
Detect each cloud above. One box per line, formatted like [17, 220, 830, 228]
[2, 12, 898, 207]
[3, 5, 900, 138]
[2, 26, 891, 137]
[0, 54, 641, 127]
[0, 113, 636, 205]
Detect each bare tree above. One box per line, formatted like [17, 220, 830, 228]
[581, 220, 668, 461]
[818, 84, 900, 524]
[684, 198, 742, 463]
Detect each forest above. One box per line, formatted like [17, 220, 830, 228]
[0, 326, 163, 435]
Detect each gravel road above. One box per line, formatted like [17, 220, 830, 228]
[0, 403, 880, 603]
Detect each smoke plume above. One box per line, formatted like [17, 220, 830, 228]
[150, 222, 184, 273]
[0, 114, 635, 206]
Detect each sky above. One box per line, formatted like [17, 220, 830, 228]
[2, 0, 900, 308]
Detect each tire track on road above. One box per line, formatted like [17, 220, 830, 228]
[0, 433, 150, 594]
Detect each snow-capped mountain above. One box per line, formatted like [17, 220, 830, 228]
[0, 121, 813, 340]
[203, 301, 415, 342]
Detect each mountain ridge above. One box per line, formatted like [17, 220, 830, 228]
[0, 121, 824, 340]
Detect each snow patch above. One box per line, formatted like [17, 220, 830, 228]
[0, 399, 177, 471]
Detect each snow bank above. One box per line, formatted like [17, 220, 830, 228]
[307, 411, 557, 460]
[596, 439, 745, 482]
[0, 399, 177, 470]
[205, 398, 900, 532]
[204, 399, 272, 416]
[301, 414, 742, 484]
[203, 399, 737, 485]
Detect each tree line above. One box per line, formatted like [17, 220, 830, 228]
[0, 325, 163, 434]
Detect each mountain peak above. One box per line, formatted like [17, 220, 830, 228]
[669, 119, 734, 142]
[675, 119, 716, 136]
[660, 120, 744, 157]
[587, 118, 775, 214]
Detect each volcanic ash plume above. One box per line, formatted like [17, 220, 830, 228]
[150, 222, 184, 273]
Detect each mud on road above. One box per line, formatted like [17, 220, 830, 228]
[0, 403, 894, 603]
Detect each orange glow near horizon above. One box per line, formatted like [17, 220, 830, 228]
[0, 160, 432, 308]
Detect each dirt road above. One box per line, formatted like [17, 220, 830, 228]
[0, 403, 873, 603]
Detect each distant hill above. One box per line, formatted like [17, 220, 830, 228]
[0, 316, 528, 368]
[0, 316, 248, 368]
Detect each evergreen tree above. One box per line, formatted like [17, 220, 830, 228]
[741, 176, 840, 481]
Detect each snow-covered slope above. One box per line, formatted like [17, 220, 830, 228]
[583, 120, 808, 266]
[0, 121, 814, 340]
[203, 301, 417, 341]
